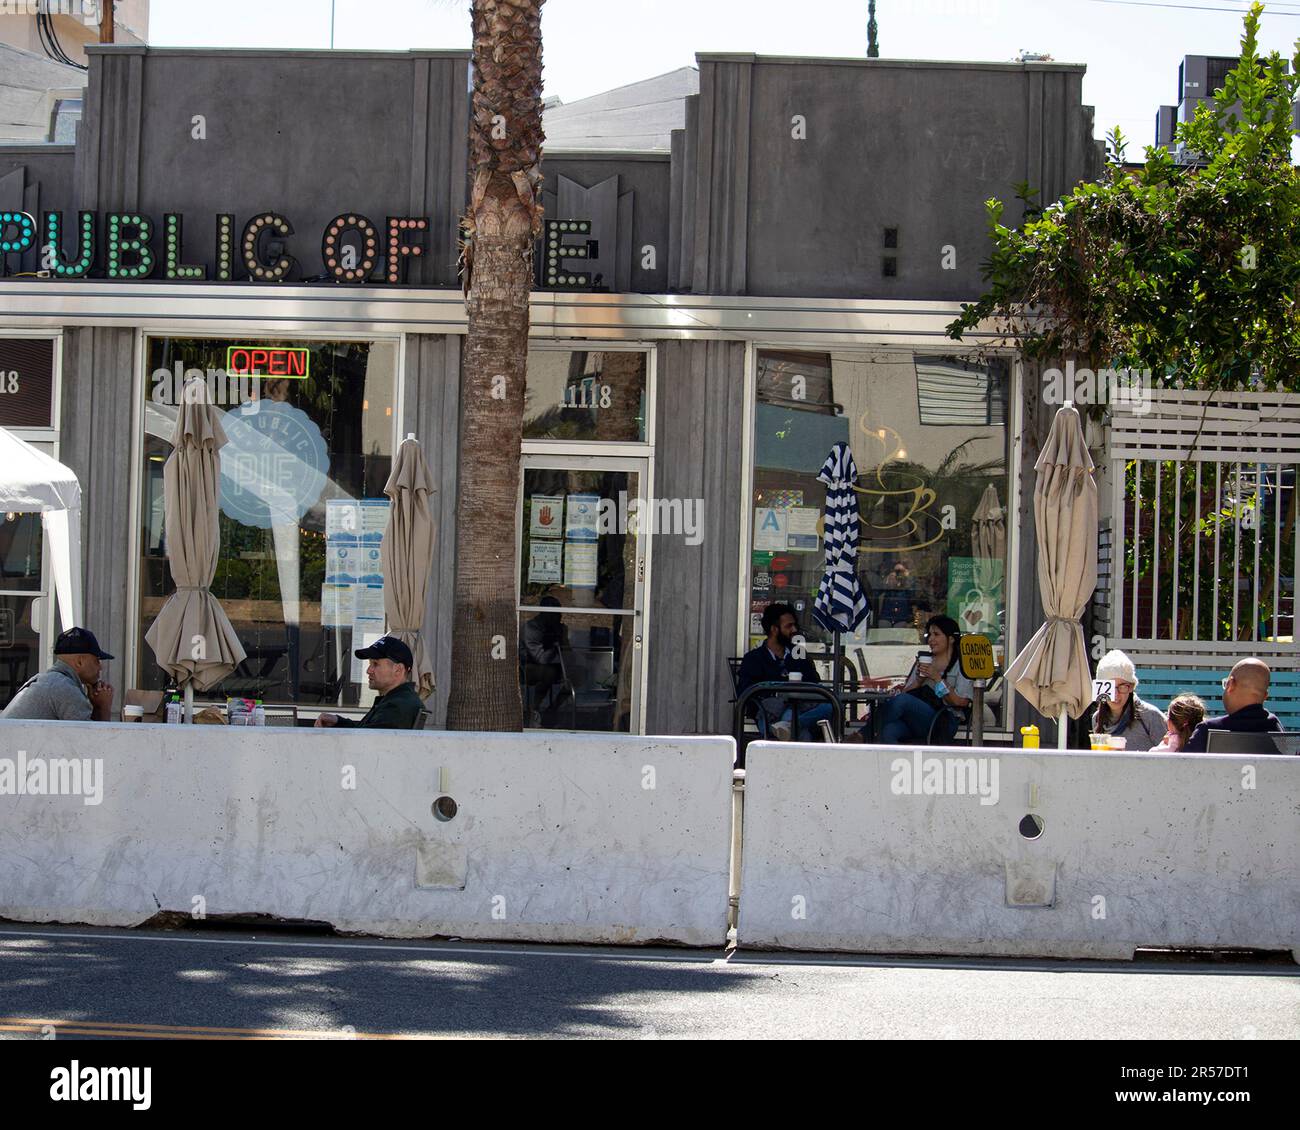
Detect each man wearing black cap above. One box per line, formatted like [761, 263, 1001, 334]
[314, 635, 424, 729]
[2, 627, 115, 722]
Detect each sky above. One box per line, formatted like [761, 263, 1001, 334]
[147, 0, 1300, 150]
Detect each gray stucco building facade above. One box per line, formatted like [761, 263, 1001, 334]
[0, 44, 1103, 736]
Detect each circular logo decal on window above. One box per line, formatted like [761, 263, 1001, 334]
[219, 400, 329, 528]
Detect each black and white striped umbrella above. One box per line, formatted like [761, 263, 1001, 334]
[813, 442, 870, 634]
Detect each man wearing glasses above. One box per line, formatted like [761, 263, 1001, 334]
[1182, 658, 1282, 753]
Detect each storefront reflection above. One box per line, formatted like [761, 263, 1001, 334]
[750, 348, 1010, 730]
[137, 338, 396, 708]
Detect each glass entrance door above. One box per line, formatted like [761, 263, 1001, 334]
[518, 454, 649, 733]
[0, 481, 53, 710]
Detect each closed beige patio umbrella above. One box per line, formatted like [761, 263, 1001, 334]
[145, 379, 247, 710]
[970, 483, 1006, 630]
[1004, 402, 1098, 747]
[382, 435, 436, 697]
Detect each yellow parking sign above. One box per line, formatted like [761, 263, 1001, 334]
[959, 634, 995, 680]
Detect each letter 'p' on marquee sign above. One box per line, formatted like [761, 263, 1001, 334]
[0, 337, 55, 427]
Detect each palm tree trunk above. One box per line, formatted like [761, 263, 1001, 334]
[446, 0, 546, 731]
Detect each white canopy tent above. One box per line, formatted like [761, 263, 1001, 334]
[0, 426, 84, 631]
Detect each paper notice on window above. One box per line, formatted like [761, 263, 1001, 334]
[788, 507, 820, 535]
[528, 539, 563, 583]
[530, 494, 564, 539]
[564, 541, 598, 588]
[357, 542, 384, 585]
[352, 583, 386, 622]
[565, 493, 601, 542]
[753, 507, 788, 551]
[786, 506, 821, 552]
[321, 583, 354, 628]
[351, 618, 385, 683]
[325, 543, 359, 584]
[360, 498, 389, 541]
[326, 499, 361, 540]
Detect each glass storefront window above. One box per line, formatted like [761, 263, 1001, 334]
[749, 349, 1011, 726]
[138, 337, 397, 707]
[524, 349, 647, 442]
[0, 512, 44, 708]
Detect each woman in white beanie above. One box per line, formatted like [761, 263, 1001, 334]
[1083, 649, 1166, 749]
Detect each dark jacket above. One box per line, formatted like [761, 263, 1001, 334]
[1183, 702, 1282, 753]
[334, 682, 424, 730]
[736, 641, 820, 694]
[736, 641, 821, 722]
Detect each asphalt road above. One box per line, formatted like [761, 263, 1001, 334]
[0, 923, 1296, 1040]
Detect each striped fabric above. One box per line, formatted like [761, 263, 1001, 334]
[813, 442, 870, 634]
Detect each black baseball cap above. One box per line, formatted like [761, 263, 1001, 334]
[354, 635, 413, 668]
[53, 626, 114, 660]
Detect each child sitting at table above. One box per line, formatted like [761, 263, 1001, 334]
[1150, 693, 1206, 752]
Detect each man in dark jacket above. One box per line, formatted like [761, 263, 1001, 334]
[1183, 658, 1282, 753]
[315, 636, 424, 729]
[737, 602, 828, 740]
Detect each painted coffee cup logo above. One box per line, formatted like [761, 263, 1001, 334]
[852, 412, 946, 553]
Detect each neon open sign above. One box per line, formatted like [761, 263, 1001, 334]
[226, 346, 310, 377]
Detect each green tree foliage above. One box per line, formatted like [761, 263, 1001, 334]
[948, 3, 1300, 394]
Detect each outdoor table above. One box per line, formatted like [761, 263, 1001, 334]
[834, 688, 896, 742]
[732, 680, 843, 767]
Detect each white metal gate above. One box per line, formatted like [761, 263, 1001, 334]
[1104, 390, 1299, 671]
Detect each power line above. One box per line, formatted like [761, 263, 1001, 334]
[1084, 0, 1300, 15]
[36, 8, 88, 70]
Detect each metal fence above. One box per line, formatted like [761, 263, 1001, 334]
[1104, 390, 1299, 671]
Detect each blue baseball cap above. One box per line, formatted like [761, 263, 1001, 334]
[53, 626, 114, 660]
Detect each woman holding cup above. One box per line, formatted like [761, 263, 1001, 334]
[866, 615, 973, 744]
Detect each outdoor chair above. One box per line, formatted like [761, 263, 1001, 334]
[1205, 729, 1290, 754]
[520, 649, 573, 728]
[929, 668, 1004, 746]
[726, 657, 769, 742]
[561, 644, 617, 730]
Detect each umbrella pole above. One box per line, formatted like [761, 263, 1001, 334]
[183, 680, 194, 725]
[1058, 707, 1068, 750]
[832, 630, 843, 695]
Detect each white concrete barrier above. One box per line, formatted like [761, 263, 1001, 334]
[738, 741, 1300, 960]
[0, 721, 734, 946]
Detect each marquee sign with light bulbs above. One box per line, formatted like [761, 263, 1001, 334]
[1, 205, 610, 290]
[0, 209, 433, 285]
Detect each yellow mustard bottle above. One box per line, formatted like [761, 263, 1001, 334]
[1020, 724, 1040, 749]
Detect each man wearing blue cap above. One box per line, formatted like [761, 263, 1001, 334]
[315, 635, 424, 729]
[2, 627, 115, 722]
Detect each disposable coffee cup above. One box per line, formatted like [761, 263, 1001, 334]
[918, 650, 933, 666]
[122, 705, 144, 722]
[787, 672, 803, 682]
